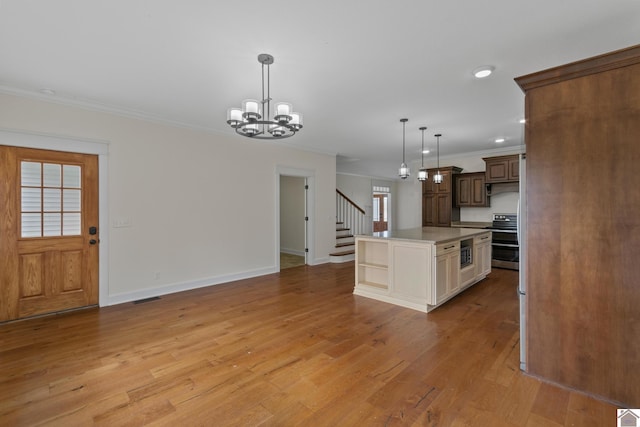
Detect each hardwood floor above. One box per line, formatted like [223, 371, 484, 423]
[279, 252, 305, 269]
[0, 263, 616, 426]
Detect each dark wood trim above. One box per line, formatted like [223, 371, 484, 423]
[515, 44, 640, 92]
[336, 188, 365, 215]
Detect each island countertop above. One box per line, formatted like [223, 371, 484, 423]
[365, 226, 489, 244]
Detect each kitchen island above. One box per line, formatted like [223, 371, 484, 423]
[354, 227, 491, 312]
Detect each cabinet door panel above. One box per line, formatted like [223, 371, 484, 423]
[509, 158, 519, 180]
[486, 162, 508, 181]
[423, 194, 435, 226]
[436, 194, 451, 227]
[434, 255, 449, 304]
[391, 243, 430, 300]
[456, 176, 471, 206]
[471, 176, 486, 206]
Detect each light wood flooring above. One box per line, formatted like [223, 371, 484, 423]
[279, 252, 305, 269]
[0, 263, 616, 426]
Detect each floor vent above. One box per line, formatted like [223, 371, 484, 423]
[133, 296, 161, 304]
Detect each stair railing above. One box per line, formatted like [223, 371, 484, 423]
[336, 189, 368, 236]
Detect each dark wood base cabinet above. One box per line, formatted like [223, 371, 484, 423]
[516, 44, 640, 407]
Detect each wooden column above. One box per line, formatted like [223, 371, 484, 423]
[515, 44, 640, 407]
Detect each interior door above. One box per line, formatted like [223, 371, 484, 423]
[372, 194, 388, 232]
[0, 146, 99, 322]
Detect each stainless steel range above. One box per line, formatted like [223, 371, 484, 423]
[488, 213, 519, 270]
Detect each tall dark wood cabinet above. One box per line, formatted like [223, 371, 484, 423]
[422, 166, 462, 227]
[515, 44, 640, 407]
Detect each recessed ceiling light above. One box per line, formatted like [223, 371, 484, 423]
[473, 66, 495, 79]
[422, 149, 430, 154]
[495, 138, 505, 143]
[519, 118, 526, 124]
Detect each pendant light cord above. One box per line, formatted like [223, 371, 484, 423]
[402, 121, 406, 164]
[436, 134, 440, 171]
[421, 129, 425, 167]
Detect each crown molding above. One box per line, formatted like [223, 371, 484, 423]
[0, 85, 338, 158]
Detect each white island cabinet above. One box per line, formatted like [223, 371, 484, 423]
[354, 227, 491, 312]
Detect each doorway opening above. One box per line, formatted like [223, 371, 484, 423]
[373, 186, 390, 232]
[276, 167, 314, 271]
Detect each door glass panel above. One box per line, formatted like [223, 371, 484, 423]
[21, 161, 82, 238]
[63, 165, 81, 188]
[43, 188, 61, 211]
[373, 198, 380, 221]
[63, 213, 81, 235]
[21, 188, 42, 212]
[21, 213, 42, 237]
[43, 163, 61, 187]
[21, 162, 41, 186]
[63, 189, 81, 211]
[383, 196, 388, 222]
[44, 213, 62, 236]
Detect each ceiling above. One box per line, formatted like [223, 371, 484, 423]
[1, 1, 638, 179]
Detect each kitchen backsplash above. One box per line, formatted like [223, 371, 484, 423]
[460, 191, 519, 222]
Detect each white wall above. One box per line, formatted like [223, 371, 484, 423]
[280, 175, 305, 255]
[0, 93, 336, 305]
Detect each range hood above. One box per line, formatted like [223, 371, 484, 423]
[486, 182, 519, 196]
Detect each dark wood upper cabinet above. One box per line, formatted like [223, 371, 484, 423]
[455, 172, 488, 207]
[483, 154, 519, 183]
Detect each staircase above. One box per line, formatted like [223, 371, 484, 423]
[329, 189, 366, 263]
[329, 222, 355, 263]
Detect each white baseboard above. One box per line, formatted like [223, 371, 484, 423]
[103, 266, 277, 307]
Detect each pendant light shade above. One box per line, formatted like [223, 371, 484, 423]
[433, 133, 443, 184]
[398, 118, 410, 179]
[417, 126, 428, 181]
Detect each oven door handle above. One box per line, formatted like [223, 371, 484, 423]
[491, 243, 519, 248]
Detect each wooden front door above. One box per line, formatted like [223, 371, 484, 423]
[0, 146, 99, 322]
[373, 194, 388, 232]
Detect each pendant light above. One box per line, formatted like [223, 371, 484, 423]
[433, 133, 443, 184]
[398, 118, 410, 179]
[417, 126, 428, 181]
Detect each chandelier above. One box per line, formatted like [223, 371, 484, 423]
[226, 54, 303, 139]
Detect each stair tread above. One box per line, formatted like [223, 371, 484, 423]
[336, 234, 354, 239]
[329, 249, 355, 257]
[335, 242, 355, 248]
[336, 227, 350, 231]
